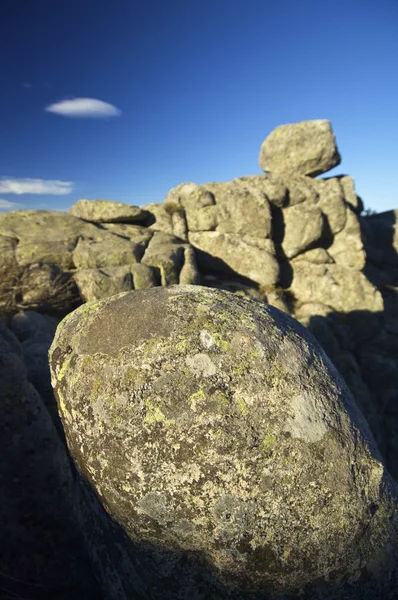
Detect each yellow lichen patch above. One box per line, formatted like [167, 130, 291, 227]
[175, 335, 189, 353]
[261, 431, 278, 454]
[143, 397, 173, 428]
[188, 389, 206, 411]
[212, 333, 231, 352]
[265, 361, 292, 390]
[237, 397, 249, 416]
[213, 390, 229, 406]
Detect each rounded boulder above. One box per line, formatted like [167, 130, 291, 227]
[49, 285, 398, 600]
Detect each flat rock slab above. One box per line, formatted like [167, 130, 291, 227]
[259, 120, 341, 177]
[50, 285, 398, 600]
[69, 199, 149, 223]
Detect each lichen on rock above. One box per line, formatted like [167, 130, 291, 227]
[49, 285, 398, 600]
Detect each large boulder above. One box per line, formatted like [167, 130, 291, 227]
[259, 120, 341, 177]
[50, 285, 398, 600]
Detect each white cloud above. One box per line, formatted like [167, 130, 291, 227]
[21, 82, 32, 89]
[0, 178, 73, 195]
[0, 199, 24, 211]
[45, 97, 121, 118]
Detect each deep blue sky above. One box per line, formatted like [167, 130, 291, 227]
[0, 0, 397, 214]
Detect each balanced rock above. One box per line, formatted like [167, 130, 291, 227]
[259, 120, 341, 177]
[50, 285, 398, 600]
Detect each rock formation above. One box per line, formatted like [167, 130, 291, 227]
[49, 285, 398, 599]
[1, 119, 398, 598]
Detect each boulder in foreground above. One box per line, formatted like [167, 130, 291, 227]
[50, 285, 398, 600]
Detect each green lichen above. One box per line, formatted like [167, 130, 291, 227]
[188, 389, 206, 410]
[237, 397, 249, 416]
[261, 431, 278, 454]
[143, 397, 173, 428]
[265, 361, 292, 390]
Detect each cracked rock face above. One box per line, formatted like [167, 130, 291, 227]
[49, 285, 398, 600]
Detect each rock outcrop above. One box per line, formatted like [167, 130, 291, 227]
[49, 285, 398, 600]
[1, 118, 398, 598]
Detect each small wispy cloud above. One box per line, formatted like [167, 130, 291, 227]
[0, 199, 24, 211]
[21, 82, 32, 89]
[45, 97, 121, 118]
[0, 178, 73, 195]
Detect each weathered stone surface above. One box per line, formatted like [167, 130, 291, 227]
[141, 232, 193, 286]
[313, 178, 347, 234]
[291, 248, 334, 264]
[15, 239, 77, 269]
[233, 174, 288, 208]
[338, 176, 364, 214]
[283, 175, 319, 206]
[259, 120, 341, 177]
[141, 203, 174, 234]
[72, 236, 144, 269]
[101, 222, 154, 247]
[281, 204, 324, 258]
[0, 210, 105, 242]
[290, 263, 383, 315]
[327, 206, 366, 269]
[50, 286, 398, 600]
[164, 182, 217, 233]
[189, 231, 279, 288]
[202, 181, 272, 238]
[69, 199, 148, 223]
[0, 323, 99, 600]
[74, 266, 134, 302]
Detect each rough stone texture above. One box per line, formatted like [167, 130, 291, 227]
[291, 248, 334, 264]
[164, 182, 218, 233]
[233, 174, 288, 208]
[72, 236, 144, 269]
[327, 206, 366, 270]
[49, 285, 398, 600]
[338, 176, 364, 215]
[0, 209, 106, 244]
[290, 262, 383, 316]
[69, 199, 148, 223]
[15, 239, 77, 269]
[281, 204, 324, 258]
[283, 175, 319, 206]
[203, 181, 272, 238]
[141, 203, 174, 234]
[141, 231, 198, 286]
[0, 320, 99, 600]
[313, 178, 347, 234]
[259, 120, 341, 177]
[74, 264, 160, 302]
[189, 231, 279, 288]
[100, 222, 154, 247]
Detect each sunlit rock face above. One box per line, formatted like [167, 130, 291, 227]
[50, 285, 398, 600]
[258, 119, 341, 177]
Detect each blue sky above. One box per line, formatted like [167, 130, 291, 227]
[0, 0, 397, 214]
